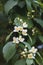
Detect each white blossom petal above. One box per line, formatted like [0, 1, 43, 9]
[19, 36, 24, 42]
[14, 26, 19, 32]
[28, 53, 35, 59]
[29, 46, 38, 53]
[13, 37, 19, 44]
[20, 19, 23, 22]
[24, 48, 27, 53]
[22, 29, 27, 36]
[21, 51, 25, 55]
[18, 26, 23, 31]
[23, 22, 28, 28]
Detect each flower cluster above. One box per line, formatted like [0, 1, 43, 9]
[13, 36, 24, 44]
[20, 46, 37, 59]
[13, 17, 38, 60]
[13, 18, 28, 44]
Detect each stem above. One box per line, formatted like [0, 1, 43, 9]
[37, 52, 43, 60]
[6, 31, 13, 42]
[37, 52, 43, 64]
[28, 34, 32, 43]
[35, 59, 41, 65]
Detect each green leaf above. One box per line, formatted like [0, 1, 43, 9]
[18, 1, 25, 8]
[34, 18, 43, 27]
[3, 41, 16, 61]
[23, 42, 31, 49]
[28, 36, 36, 46]
[19, 43, 25, 49]
[26, 58, 33, 65]
[35, 58, 42, 65]
[28, 34, 32, 43]
[38, 35, 43, 43]
[14, 59, 26, 65]
[34, 1, 43, 9]
[12, 54, 20, 65]
[6, 31, 13, 42]
[28, 20, 33, 29]
[37, 52, 43, 61]
[25, 0, 32, 11]
[4, 0, 18, 14]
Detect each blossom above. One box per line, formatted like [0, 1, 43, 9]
[32, 15, 34, 18]
[24, 48, 27, 53]
[18, 26, 23, 31]
[29, 46, 37, 53]
[21, 51, 25, 55]
[18, 36, 24, 42]
[20, 19, 23, 22]
[14, 26, 19, 32]
[32, 10, 35, 12]
[23, 54, 26, 58]
[23, 22, 28, 28]
[22, 29, 27, 36]
[28, 53, 34, 59]
[13, 37, 19, 44]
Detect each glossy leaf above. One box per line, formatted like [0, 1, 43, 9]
[14, 59, 26, 65]
[26, 20, 34, 29]
[6, 31, 13, 42]
[23, 42, 31, 49]
[3, 41, 16, 61]
[34, 18, 43, 27]
[4, 0, 18, 14]
[18, 1, 25, 8]
[28, 36, 36, 46]
[26, 58, 33, 65]
[38, 35, 43, 43]
[6, 31, 13, 41]
[25, 0, 32, 11]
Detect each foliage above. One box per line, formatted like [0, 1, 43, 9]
[0, 0, 43, 65]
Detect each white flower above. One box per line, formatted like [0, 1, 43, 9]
[20, 19, 23, 22]
[24, 48, 27, 53]
[22, 29, 27, 36]
[23, 54, 26, 58]
[32, 15, 34, 18]
[32, 28, 36, 33]
[13, 37, 19, 44]
[21, 51, 25, 55]
[29, 46, 37, 53]
[23, 22, 28, 28]
[18, 26, 23, 31]
[14, 26, 23, 32]
[32, 10, 35, 12]
[28, 53, 34, 59]
[14, 26, 19, 32]
[19, 36, 24, 42]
